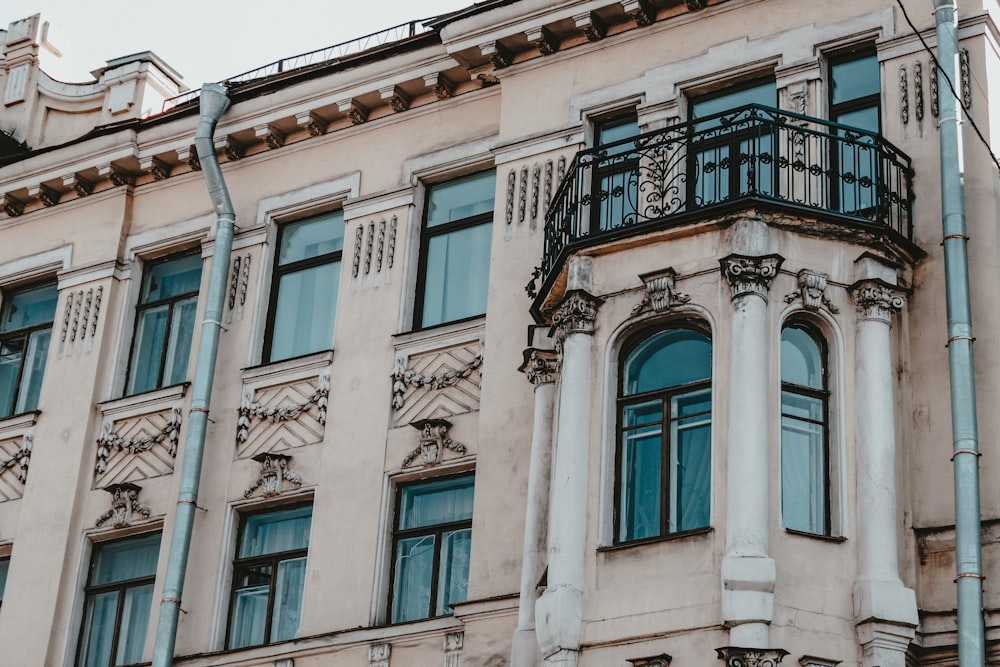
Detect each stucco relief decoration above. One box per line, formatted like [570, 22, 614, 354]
[961, 49, 971, 109]
[721, 254, 784, 301]
[402, 419, 467, 468]
[505, 169, 516, 228]
[95, 482, 151, 528]
[365, 221, 375, 276]
[627, 654, 672, 667]
[353, 219, 395, 289]
[369, 642, 391, 667]
[931, 68, 939, 117]
[0, 434, 32, 501]
[244, 452, 304, 498]
[236, 374, 329, 457]
[548, 289, 603, 349]
[1, 194, 25, 217]
[352, 225, 363, 278]
[387, 216, 397, 270]
[444, 631, 464, 667]
[543, 160, 554, 213]
[95, 407, 183, 485]
[632, 268, 690, 315]
[518, 166, 528, 224]
[376, 219, 386, 273]
[914, 61, 924, 122]
[391, 343, 483, 426]
[899, 64, 909, 125]
[59, 286, 102, 357]
[798, 657, 840, 667]
[784, 269, 839, 313]
[852, 280, 905, 324]
[530, 164, 541, 224]
[715, 648, 789, 667]
[519, 348, 559, 387]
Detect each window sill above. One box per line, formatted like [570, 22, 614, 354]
[0, 410, 39, 436]
[598, 526, 713, 553]
[784, 527, 846, 543]
[100, 383, 189, 417]
[242, 349, 334, 383]
[394, 316, 485, 349]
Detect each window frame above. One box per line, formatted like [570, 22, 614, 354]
[123, 250, 202, 396]
[387, 472, 475, 624]
[76, 532, 161, 667]
[613, 324, 713, 545]
[261, 211, 345, 365]
[412, 170, 496, 331]
[0, 279, 58, 418]
[589, 110, 641, 233]
[780, 321, 832, 536]
[225, 502, 312, 650]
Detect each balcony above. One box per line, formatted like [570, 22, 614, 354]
[527, 104, 914, 309]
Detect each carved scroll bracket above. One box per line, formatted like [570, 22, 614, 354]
[632, 267, 691, 316]
[237, 374, 329, 444]
[784, 269, 839, 314]
[402, 419, 467, 468]
[244, 452, 304, 498]
[96, 482, 151, 528]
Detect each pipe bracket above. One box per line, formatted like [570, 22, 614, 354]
[951, 448, 982, 460]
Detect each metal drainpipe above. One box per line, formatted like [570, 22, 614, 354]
[151, 83, 234, 667]
[934, 2, 986, 665]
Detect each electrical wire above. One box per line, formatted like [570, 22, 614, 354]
[895, 0, 1000, 173]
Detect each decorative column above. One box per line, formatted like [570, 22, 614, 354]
[719, 253, 783, 650]
[512, 345, 559, 667]
[850, 275, 917, 667]
[535, 255, 602, 667]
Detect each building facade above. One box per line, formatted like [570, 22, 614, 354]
[0, 1, 998, 665]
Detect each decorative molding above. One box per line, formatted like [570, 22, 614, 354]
[295, 111, 328, 136]
[255, 123, 286, 150]
[444, 631, 464, 667]
[715, 647, 789, 667]
[1, 194, 25, 217]
[914, 61, 924, 122]
[573, 11, 607, 41]
[380, 85, 410, 113]
[960, 48, 971, 108]
[851, 280, 904, 324]
[622, 0, 656, 26]
[0, 433, 31, 500]
[229, 255, 241, 311]
[96, 482, 151, 528]
[686, 0, 708, 9]
[376, 219, 386, 273]
[720, 254, 784, 301]
[139, 156, 170, 180]
[628, 654, 672, 667]
[237, 374, 329, 447]
[95, 407, 183, 484]
[364, 221, 375, 276]
[530, 163, 541, 225]
[423, 72, 454, 99]
[526, 26, 558, 55]
[548, 289, 603, 347]
[58, 287, 102, 357]
[352, 225, 363, 278]
[518, 166, 528, 224]
[369, 642, 391, 667]
[403, 419, 467, 468]
[214, 136, 245, 161]
[274, 659, 295, 667]
[505, 169, 516, 228]
[784, 269, 839, 313]
[176, 144, 201, 171]
[387, 216, 397, 270]
[481, 41, 513, 69]
[930, 67, 939, 117]
[632, 268, 690, 315]
[105, 164, 136, 187]
[338, 98, 369, 125]
[899, 65, 908, 125]
[798, 657, 841, 667]
[519, 348, 559, 386]
[244, 452, 304, 498]
[28, 183, 59, 207]
[543, 160, 554, 216]
[557, 156, 566, 184]
[392, 345, 483, 413]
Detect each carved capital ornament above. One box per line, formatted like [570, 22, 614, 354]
[549, 289, 603, 346]
[784, 269, 839, 313]
[519, 348, 559, 386]
[851, 280, 905, 324]
[715, 647, 789, 667]
[721, 254, 784, 301]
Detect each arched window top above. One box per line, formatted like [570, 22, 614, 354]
[623, 327, 711, 396]
[781, 324, 824, 390]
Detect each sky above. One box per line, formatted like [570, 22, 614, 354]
[4, 0, 473, 87]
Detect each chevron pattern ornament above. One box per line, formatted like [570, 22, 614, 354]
[0, 434, 31, 501]
[95, 407, 182, 486]
[391, 342, 482, 427]
[236, 374, 329, 459]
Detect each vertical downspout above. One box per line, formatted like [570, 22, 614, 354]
[933, 2, 986, 665]
[151, 83, 234, 667]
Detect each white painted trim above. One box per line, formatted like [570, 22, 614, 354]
[343, 186, 415, 220]
[0, 245, 71, 287]
[122, 215, 214, 262]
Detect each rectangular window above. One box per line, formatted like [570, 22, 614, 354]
[591, 113, 640, 232]
[264, 212, 344, 363]
[126, 252, 202, 395]
[389, 474, 474, 623]
[0, 556, 8, 610]
[829, 50, 880, 216]
[689, 79, 777, 206]
[415, 171, 495, 329]
[77, 532, 160, 667]
[0, 281, 58, 418]
[227, 505, 312, 649]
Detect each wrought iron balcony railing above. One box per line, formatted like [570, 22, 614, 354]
[527, 104, 913, 299]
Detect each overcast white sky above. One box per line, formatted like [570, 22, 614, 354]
[4, 0, 472, 86]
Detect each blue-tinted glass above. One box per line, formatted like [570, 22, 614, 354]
[269, 260, 339, 361]
[782, 414, 827, 533]
[831, 55, 879, 105]
[127, 306, 169, 395]
[90, 533, 161, 586]
[426, 172, 495, 228]
[673, 398, 712, 532]
[240, 506, 312, 558]
[0, 341, 22, 417]
[781, 327, 824, 389]
[278, 212, 345, 266]
[1, 283, 58, 332]
[15, 329, 50, 413]
[392, 535, 434, 623]
[692, 81, 776, 126]
[141, 253, 201, 302]
[229, 584, 269, 649]
[624, 329, 711, 395]
[79, 590, 117, 667]
[271, 556, 307, 641]
[619, 425, 662, 541]
[623, 400, 661, 428]
[598, 116, 640, 158]
[435, 529, 471, 616]
[162, 297, 198, 386]
[400, 476, 474, 530]
[0, 558, 8, 604]
[420, 222, 491, 327]
[116, 582, 154, 664]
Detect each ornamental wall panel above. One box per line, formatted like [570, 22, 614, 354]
[95, 407, 181, 487]
[236, 374, 329, 459]
[391, 341, 482, 427]
[0, 434, 31, 502]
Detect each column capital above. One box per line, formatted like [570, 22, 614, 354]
[519, 348, 559, 386]
[851, 279, 905, 324]
[549, 289, 604, 344]
[721, 254, 784, 301]
[715, 647, 789, 667]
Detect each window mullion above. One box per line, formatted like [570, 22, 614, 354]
[428, 526, 444, 618]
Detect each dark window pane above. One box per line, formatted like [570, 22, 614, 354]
[0, 558, 9, 604]
[269, 261, 339, 362]
[271, 557, 307, 642]
[435, 529, 471, 616]
[692, 81, 776, 127]
[1, 283, 58, 332]
[127, 306, 169, 395]
[116, 583, 154, 665]
[239, 506, 312, 558]
[619, 425, 662, 541]
[229, 585, 269, 649]
[78, 590, 118, 667]
[0, 342, 23, 417]
[400, 476, 475, 530]
[162, 297, 198, 387]
[623, 329, 711, 394]
[16, 329, 50, 413]
[831, 54, 879, 105]
[674, 414, 712, 531]
[782, 415, 827, 534]
[426, 172, 495, 228]
[278, 212, 345, 266]
[622, 400, 662, 428]
[420, 222, 491, 328]
[141, 253, 202, 302]
[90, 533, 161, 586]
[392, 534, 435, 623]
[781, 327, 824, 389]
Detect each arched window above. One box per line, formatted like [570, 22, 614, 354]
[780, 323, 830, 535]
[616, 327, 712, 543]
